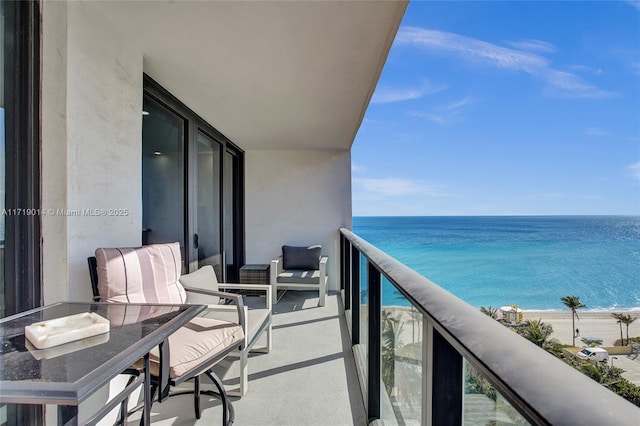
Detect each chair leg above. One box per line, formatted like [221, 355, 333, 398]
[240, 350, 248, 396]
[228, 349, 248, 398]
[119, 374, 137, 425]
[139, 384, 158, 426]
[272, 283, 278, 305]
[266, 323, 272, 353]
[194, 375, 202, 419]
[205, 369, 234, 426]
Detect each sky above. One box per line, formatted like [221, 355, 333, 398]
[352, 1, 640, 216]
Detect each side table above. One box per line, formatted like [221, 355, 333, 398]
[239, 264, 270, 284]
[237, 264, 271, 297]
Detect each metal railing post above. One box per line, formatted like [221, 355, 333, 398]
[432, 330, 462, 424]
[423, 320, 433, 426]
[351, 245, 360, 345]
[367, 262, 381, 422]
[342, 236, 351, 310]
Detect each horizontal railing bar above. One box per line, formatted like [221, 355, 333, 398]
[340, 227, 639, 425]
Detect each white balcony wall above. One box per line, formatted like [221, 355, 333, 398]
[41, 1, 142, 303]
[41, 2, 144, 423]
[245, 150, 352, 291]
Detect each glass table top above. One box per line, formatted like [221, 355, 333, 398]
[0, 302, 205, 404]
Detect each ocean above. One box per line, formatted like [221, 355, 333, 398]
[352, 216, 640, 311]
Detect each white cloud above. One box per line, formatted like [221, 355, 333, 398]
[371, 81, 445, 104]
[351, 163, 366, 173]
[630, 162, 640, 180]
[446, 96, 475, 110]
[506, 39, 556, 53]
[409, 111, 447, 124]
[410, 96, 475, 125]
[570, 65, 604, 76]
[396, 27, 548, 73]
[395, 27, 616, 99]
[353, 177, 447, 198]
[543, 70, 615, 99]
[626, 1, 640, 11]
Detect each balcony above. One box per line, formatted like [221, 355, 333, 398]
[124, 291, 364, 425]
[123, 229, 638, 425]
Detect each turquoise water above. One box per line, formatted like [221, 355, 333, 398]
[353, 216, 640, 311]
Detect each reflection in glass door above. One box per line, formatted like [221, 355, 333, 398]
[195, 131, 222, 279]
[142, 95, 186, 267]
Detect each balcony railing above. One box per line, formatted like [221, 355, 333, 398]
[339, 228, 639, 425]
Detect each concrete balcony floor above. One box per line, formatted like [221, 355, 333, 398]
[128, 291, 366, 425]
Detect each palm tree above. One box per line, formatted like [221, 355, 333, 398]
[518, 319, 554, 348]
[480, 306, 499, 320]
[611, 313, 624, 345]
[381, 309, 403, 395]
[620, 314, 637, 346]
[560, 295, 586, 346]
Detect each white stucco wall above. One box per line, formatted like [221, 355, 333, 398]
[41, 3, 144, 423]
[245, 150, 352, 291]
[41, 0, 69, 306]
[41, 1, 142, 303]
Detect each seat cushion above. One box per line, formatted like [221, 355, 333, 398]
[202, 307, 270, 346]
[179, 265, 221, 305]
[149, 316, 244, 378]
[277, 269, 321, 285]
[282, 245, 321, 270]
[95, 243, 186, 304]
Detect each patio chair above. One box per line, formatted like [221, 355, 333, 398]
[270, 245, 328, 307]
[178, 264, 272, 396]
[90, 243, 246, 423]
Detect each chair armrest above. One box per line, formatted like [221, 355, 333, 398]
[204, 304, 250, 340]
[218, 283, 272, 312]
[183, 286, 246, 329]
[319, 256, 328, 278]
[270, 257, 283, 283]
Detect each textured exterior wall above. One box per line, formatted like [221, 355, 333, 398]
[41, 0, 69, 306]
[41, 1, 143, 303]
[245, 150, 352, 291]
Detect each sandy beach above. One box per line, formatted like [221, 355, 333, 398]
[522, 310, 640, 347]
[382, 306, 640, 385]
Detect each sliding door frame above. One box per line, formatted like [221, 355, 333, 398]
[143, 74, 245, 279]
[2, 1, 43, 424]
[3, 0, 42, 316]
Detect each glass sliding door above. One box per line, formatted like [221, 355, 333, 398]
[142, 75, 244, 280]
[2, 1, 41, 424]
[195, 130, 222, 279]
[142, 95, 186, 268]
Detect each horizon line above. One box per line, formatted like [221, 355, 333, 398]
[352, 214, 640, 218]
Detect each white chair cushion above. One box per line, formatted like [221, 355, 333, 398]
[179, 265, 221, 305]
[148, 316, 244, 378]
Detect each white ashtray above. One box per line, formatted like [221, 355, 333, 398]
[26, 332, 110, 360]
[25, 312, 110, 349]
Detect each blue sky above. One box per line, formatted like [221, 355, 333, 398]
[352, 1, 640, 216]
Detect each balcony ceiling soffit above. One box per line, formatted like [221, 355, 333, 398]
[91, 1, 407, 151]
